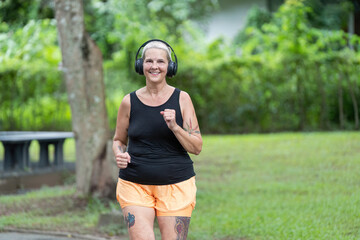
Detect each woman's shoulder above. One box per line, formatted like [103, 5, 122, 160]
[178, 89, 194, 109]
[178, 89, 191, 101]
[123, 93, 131, 101]
[120, 93, 131, 109]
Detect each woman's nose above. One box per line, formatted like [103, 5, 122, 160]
[150, 62, 158, 68]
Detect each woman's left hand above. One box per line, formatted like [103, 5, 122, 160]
[160, 109, 178, 130]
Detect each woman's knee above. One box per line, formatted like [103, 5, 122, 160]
[122, 206, 156, 240]
[158, 216, 191, 240]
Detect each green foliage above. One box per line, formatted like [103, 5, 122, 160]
[175, 0, 360, 133]
[1, 0, 360, 133]
[0, 0, 54, 29]
[0, 19, 71, 131]
[84, 0, 219, 58]
[234, 6, 273, 45]
[305, 0, 354, 30]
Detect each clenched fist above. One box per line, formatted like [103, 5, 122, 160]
[115, 146, 131, 169]
[160, 109, 177, 130]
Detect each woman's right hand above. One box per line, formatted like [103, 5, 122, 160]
[115, 150, 131, 169]
[113, 94, 131, 169]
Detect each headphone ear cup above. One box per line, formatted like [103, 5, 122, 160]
[167, 61, 177, 78]
[135, 58, 144, 75]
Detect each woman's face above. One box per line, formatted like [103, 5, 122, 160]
[143, 48, 168, 83]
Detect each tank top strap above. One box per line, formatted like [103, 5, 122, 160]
[168, 88, 180, 105]
[129, 91, 137, 105]
[174, 88, 181, 98]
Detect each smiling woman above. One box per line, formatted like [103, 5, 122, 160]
[143, 48, 169, 84]
[112, 39, 202, 240]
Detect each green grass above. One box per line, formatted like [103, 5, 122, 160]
[190, 132, 360, 240]
[1, 132, 360, 239]
[0, 185, 125, 237]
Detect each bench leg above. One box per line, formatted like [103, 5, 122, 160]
[3, 143, 15, 170]
[39, 142, 50, 167]
[16, 141, 31, 169]
[2, 142, 31, 170]
[54, 140, 65, 166]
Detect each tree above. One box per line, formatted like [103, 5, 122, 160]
[54, 0, 117, 197]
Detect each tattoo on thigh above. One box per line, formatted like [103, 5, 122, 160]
[125, 212, 135, 228]
[174, 217, 191, 240]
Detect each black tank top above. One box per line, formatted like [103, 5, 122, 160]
[119, 88, 195, 185]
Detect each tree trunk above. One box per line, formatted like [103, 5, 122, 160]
[317, 64, 327, 130]
[346, 74, 359, 129]
[338, 72, 344, 129]
[54, 0, 117, 197]
[296, 66, 305, 130]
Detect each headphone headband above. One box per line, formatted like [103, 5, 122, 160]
[134, 39, 178, 78]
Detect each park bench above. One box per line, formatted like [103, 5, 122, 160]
[0, 131, 74, 171]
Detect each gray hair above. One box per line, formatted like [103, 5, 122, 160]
[141, 41, 172, 62]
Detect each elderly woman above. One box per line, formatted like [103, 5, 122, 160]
[113, 39, 202, 240]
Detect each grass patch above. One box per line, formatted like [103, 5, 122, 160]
[0, 132, 359, 239]
[0, 185, 125, 237]
[190, 132, 360, 240]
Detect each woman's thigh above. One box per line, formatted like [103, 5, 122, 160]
[122, 206, 156, 240]
[157, 216, 191, 240]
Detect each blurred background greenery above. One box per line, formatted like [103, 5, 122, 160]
[0, 0, 359, 134]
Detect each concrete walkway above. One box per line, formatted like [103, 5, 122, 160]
[0, 232, 77, 240]
[0, 231, 118, 240]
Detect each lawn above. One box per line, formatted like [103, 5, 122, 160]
[1, 132, 360, 240]
[191, 132, 360, 240]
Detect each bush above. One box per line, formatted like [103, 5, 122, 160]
[1, 0, 360, 133]
[0, 19, 71, 130]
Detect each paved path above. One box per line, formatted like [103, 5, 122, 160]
[0, 232, 116, 240]
[0, 232, 79, 240]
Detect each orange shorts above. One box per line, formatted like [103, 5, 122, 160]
[116, 177, 196, 217]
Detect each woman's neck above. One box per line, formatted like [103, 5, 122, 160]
[136, 82, 174, 106]
[145, 81, 169, 96]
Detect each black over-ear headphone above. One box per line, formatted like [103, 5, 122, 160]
[134, 39, 178, 78]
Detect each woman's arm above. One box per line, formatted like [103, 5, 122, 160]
[161, 91, 202, 155]
[113, 94, 131, 168]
